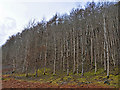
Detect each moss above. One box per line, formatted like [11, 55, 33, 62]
[53, 74, 57, 76]
[83, 68, 104, 78]
[96, 68, 104, 75]
[55, 78, 61, 82]
[39, 79, 43, 81]
[49, 77, 53, 80]
[77, 78, 86, 82]
[84, 70, 94, 77]
[15, 73, 26, 77]
[0, 77, 2, 80]
[68, 82, 77, 85]
[69, 72, 73, 76]
[2, 78, 11, 81]
[67, 76, 72, 79]
[50, 82, 59, 86]
[63, 76, 72, 81]
[52, 80, 57, 84]
[35, 68, 51, 76]
[37, 69, 43, 76]
[1, 77, 5, 80]
[74, 73, 81, 76]
[96, 81, 103, 84]
[3, 67, 118, 88]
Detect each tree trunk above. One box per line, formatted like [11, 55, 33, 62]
[22, 40, 28, 73]
[63, 37, 65, 72]
[103, 14, 109, 78]
[73, 28, 76, 74]
[44, 37, 47, 75]
[60, 39, 63, 71]
[81, 34, 84, 76]
[94, 34, 97, 74]
[94, 50, 97, 74]
[95, 31, 98, 74]
[35, 59, 38, 77]
[76, 33, 79, 74]
[12, 58, 16, 73]
[66, 34, 69, 76]
[25, 60, 29, 77]
[44, 49, 47, 75]
[104, 41, 106, 71]
[91, 27, 93, 69]
[53, 37, 56, 75]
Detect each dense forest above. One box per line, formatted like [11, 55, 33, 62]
[2, 1, 119, 82]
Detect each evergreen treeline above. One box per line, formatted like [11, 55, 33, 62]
[2, 2, 120, 78]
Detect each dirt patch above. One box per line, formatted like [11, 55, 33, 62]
[2, 78, 115, 88]
[2, 78, 58, 88]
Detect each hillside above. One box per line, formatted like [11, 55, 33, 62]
[2, 1, 120, 89]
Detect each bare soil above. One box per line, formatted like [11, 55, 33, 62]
[2, 77, 115, 88]
[1, 66, 119, 89]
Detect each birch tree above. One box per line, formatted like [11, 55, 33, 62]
[103, 13, 109, 78]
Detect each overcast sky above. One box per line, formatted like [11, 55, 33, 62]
[0, 0, 117, 46]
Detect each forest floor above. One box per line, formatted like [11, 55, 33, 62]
[1, 67, 120, 89]
[2, 77, 116, 88]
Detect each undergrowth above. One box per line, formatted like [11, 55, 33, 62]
[3, 67, 119, 88]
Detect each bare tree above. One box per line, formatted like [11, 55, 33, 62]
[73, 28, 76, 74]
[103, 13, 109, 78]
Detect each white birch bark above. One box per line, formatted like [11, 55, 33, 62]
[103, 14, 109, 78]
[66, 32, 69, 76]
[94, 33, 97, 74]
[73, 28, 76, 74]
[53, 36, 56, 75]
[81, 33, 84, 76]
[76, 33, 79, 74]
[44, 33, 47, 75]
[22, 40, 28, 73]
[60, 39, 63, 70]
[104, 41, 106, 71]
[63, 37, 65, 72]
[91, 26, 93, 69]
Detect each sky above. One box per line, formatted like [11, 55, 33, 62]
[0, 0, 118, 46]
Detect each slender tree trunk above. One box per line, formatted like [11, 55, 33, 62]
[12, 57, 16, 73]
[60, 39, 63, 71]
[63, 37, 65, 72]
[66, 33, 69, 76]
[103, 14, 109, 78]
[94, 50, 97, 74]
[44, 37, 47, 75]
[73, 28, 76, 74]
[94, 33, 97, 75]
[25, 59, 29, 77]
[101, 51, 103, 65]
[91, 27, 93, 69]
[113, 49, 116, 68]
[104, 41, 106, 71]
[22, 40, 28, 73]
[44, 49, 47, 75]
[111, 38, 116, 68]
[22, 49, 27, 73]
[53, 37, 56, 75]
[76, 33, 79, 74]
[39, 52, 42, 71]
[35, 59, 38, 77]
[106, 43, 109, 78]
[81, 34, 84, 76]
